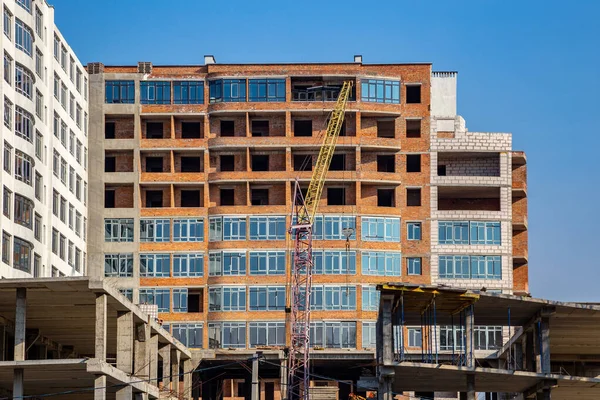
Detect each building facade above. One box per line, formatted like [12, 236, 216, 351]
[86, 57, 528, 398]
[0, 0, 88, 279]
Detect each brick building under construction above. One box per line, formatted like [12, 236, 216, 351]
[86, 56, 528, 399]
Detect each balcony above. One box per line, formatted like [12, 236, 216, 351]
[291, 77, 356, 102]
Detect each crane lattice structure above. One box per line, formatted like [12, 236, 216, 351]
[287, 81, 353, 400]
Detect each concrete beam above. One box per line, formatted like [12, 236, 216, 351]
[95, 294, 107, 361]
[117, 311, 133, 374]
[15, 288, 26, 361]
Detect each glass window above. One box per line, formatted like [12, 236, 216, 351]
[15, 19, 33, 56]
[13, 237, 32, 272]
[35, 48, 42, 78]
[470, 221, 501, 245]
[140, 219, 170, 242]
[140, 81, 171, 104]
[139, 288, 170, 312]
[172, 323, 203, 348]
[312, 215, 356, 240]
[249, 215, 286, 240]
[209, 79, 246, 103]
[104, 219, 134, 242]
[3, 8, 11, 39]
[310, 250, 356, 275]
[60, 45, 66, 70]
[208, 216, 222, 241]
[308, 285, 356, 311]
[208, 286, 246, 312]
[440, 326, 465, 351]
[408, 327, 422, 347]
[35, 131, 43, 161]
[361, 251, 402, 276]
[361, 217, 400, 242]
[15, 63, 34, 99]
[14, 194, 33, 229]
[3, 187, 11, 218]
[16, 0, 32, 14]
[208, 322, 246, 349]
[3, 97, 12, 128]
[173, 81, 204, 104]
[407, 257, 422, 275]
[361, 286, 380, 311]
[14, 151, 33, 185]
[361, 79, 400, 104]
[223, 216, 246, 240]
[35, 91, 43, 120]
[173, 253, 203, 277]
[249, 286, 285, 311]
[362, 322, 377, 349]
[407, 222, 422, 240]
[248, 79, 286, 102]
[310, 321, 356, 349]
[34, 7, 42, 37]
[249, 321, 285, 347]
[474, 326, 503, 350]
[249, 251, 285, 275]
[15, 106, 34, 142]
[2, 231, 10, 265]
[209, 251, 246, 276]
[140, 253, 170, 277]
[4, 53, 12, 86]
[119, 289, 133, 302]
[439, 255, 501, 280]
[53, 35, 59, 59]
[104, 253, 133, 277]
[172, 288, 188, 312]
[105, 80, 135, 104]
[173, 218, 203, 242]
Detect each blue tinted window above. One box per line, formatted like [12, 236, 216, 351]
[173, 81, 204, 104]
[439, 221, 501, 245]
[407, 222, 421, 240]
[248, 79, 286, 102]
[249, 286, 286, 310]
[249, 251, 286, 275]
[139, 253, 170, 277]
[407, 257, 422, 275]
[362, 251, 401, 276]
[439, 255, 501, 279]
[140, 81, 171, 104]
[139, 288, 170, 312]
[361, 79, 400, 104]
[361, 217, 400, 242]
[173, 218, 204, 242]
[105, 80, 135, 104]
[249, 216, 286, 240]
[173, 253, 203, 277]
[362, 286, 379, 311]
[209, 79, 246, 103]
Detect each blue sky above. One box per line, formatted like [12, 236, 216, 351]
[50, 0, 600, 301]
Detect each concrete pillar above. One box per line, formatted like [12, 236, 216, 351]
[94, 375, 107, 400]
[149, 334, 159, 385]
[514, 340, 524, 371]
[280, 358, 288, 400]
[159, 344, 171, 388]
[171, 349, 181, 394]
[95, 294, 107, 361]
[252, 353, 260, 400]
[465, 305, 474, 368]
[117, 311, 133, 374]
[536, 388, 551, 400]
[466, 374, 475, 400]
[183, 359, 193, 399]
[134, 323, 151, 379]
[540, 317, 551, 374]
[116, 386, 133, 400]
[13, 368, 24, 399]
[14, 288, 26, 361]
[525, 331, 534, 372]
[378, 294, 395, 400]
[0, 324, 5, 361]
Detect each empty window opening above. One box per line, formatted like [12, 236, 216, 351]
[294, 120, 312, 137]
[377, 155, 395, 172]
[378, 189, 395, 207]
[377, 120, 395, 138]
[251, 120, 269, 137]
[251, 155, 269, 171]
[251, 189, 269, 206]
[181, 122, 201, 139]
[330, 154, 346, 171]
[221, 120, 235, 137]
[145, 157, 163, 173]
[339, 121, 347, 136]
[104, 189, 115, 208]
[294, 155, 312, 171]
[407, 188, 421, 207]
[146, 122, 164, 139]
[220, 155, 235, 172]
[327, 188, 346, 205]
[105, 122, 116, 139]
[237, 382, 246, 397]
[181, 190, 200, 207]
[105, 156, 116, 172]
[181, 157, 201, 172]
[188, 289, 203, 313]
[438, 165, 447, 176]
[406, 154, 421, 173]
[406, 85, 421, 104]
[146, 190, 163, 208]
[406, 120, 421, 138]
[220, 189, 234, 206]
[265, 382, 275, 400]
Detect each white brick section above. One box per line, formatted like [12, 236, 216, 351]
[431, 116, 512, 152]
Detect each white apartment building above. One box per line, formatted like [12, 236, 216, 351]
[0, 0, 87, 278]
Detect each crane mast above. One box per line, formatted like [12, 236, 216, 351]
[287, 81, 353, 400]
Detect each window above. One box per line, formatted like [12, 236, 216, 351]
[362, 251, 402, 276]
[140, 253, 170, 277]
[139, 288, 170, 312]
[33, 253, 41, 277]
[406, 188, 421, 206]
[52, 190, 58, 216]
[13, 237, 32, 272]
[406, 85, 421, 104]
[249, 286, 285, 311]
[406, 119, 421, 138]
[4, 53, 12, 85]
[145, 190, 162, 207]
[407, 257, 422, 275]
[76, 69, 82, 92]
[15, 19, 33, 56]
[408, 328, 422, 347]
[209, 79, 247, 103]
[208, 322, 246, 349]
[75, 211, 81, 237]
[53, 35, 59, 59]
[361, 217, 400, 242]
[69, 94, 75, 119]
[104, 253, 133, 277]
[2, 231, 10, 264]
[173, 253, 203, 277]
[377, 189, 395, 207]
[69, 167, 74, 193]
[208, 286, 246, 311]
[440, 326, 465, 351]
[74, 248, 81, 272]
[16, 0, 32, 14]
[309, 286, 356, 311]
[60, 45, 66, 70]
[69, 57, 74, 82]
[173, 81, 204, 104]
[3, 8, 11, 39]
[34, 48, 43, 80]
[3, 98, 11, 130]
[60, 121, 68, 144]
[248, 79, 286, 102]
[209, 216, 246, 241]
[407, 222, 421, 240]
[15, 106, 34, 142]
[84, 77, 88, 100]
[75, 175, 81, 200]
[327, 187, 345, 205]
[249, 322, 285, 347]
[68, 240, 74, 266]
[249, 251, 285, 275]
[362, 322, 377, 349]
[438, 221, 501, 245]
[361, 79, 400, 104]
[3, 142, 11, 173]
[140, 81, 171, 104]
[362, 286, 380, 311]
[312, 215, 356, 240]
[105, 80, 135, 104]
[51, 229, 58, 254]
[52, 151, 59, 177]
[377, 154, 395, 172]
[59, 234, 66, 259]
[34, 172, 42, 200]
[76, 140, 82, 163]
[140, 219, 170, 242]
[310, 321, 356, 349]
[35, 7, 42, 37]
[406, 154, 421, 172]
[59, 196, 66, 222]
[249, 216, 286, 240]
[105, 219, 134, 242]
[474, 326, 503, 350]
[35, 91, 43, 120]
[15, 151, 33, 185]
[15, 64, 34, 99]
[172, 323, 203, 348]
[220, 120, 235, 137]
[439, 255, 501, 280]
[294, 120, 312, 137]
[377, 120, 395, 138]
[209, 251, 246, 276]
[118, 289, 133, 302]
[173, 218, 204, 242]
[311, 250, 356, 275]
[3, 187, 11, 218]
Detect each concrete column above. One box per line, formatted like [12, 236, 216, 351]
[381, 295, 394, 364]
[540, 317, 551, 374]
[183, 359, 193, 399]
[0, 324, 5, 361]
[280, 358, 288, 400]
[378, 294, 395, 400]
[466, 374, 475, 400]
[149, 334, 159, 386]
[116, 386, 133, 400]
[15, 288, 27, 361]
[536, 388, 551, 400]
[134, 323, 151, 379]
[465, 305, 474, 368]
[94, 375, 107, 400]
[514, 340, 524, 371]
[117, 311, 133, 374]
[525, 331, 534, 372]
[171, 349, 181, 394]
[95, 294, 107, 361]
[252, 353, 260, 400]
[159, 344, 171, 388]
[13, 368, 24, 399]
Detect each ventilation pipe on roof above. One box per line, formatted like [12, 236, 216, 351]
[204, 55, 216, 65]
[354, 55, 363, 63]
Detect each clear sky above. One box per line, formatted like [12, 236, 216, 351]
[50, 0, 600, 302]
